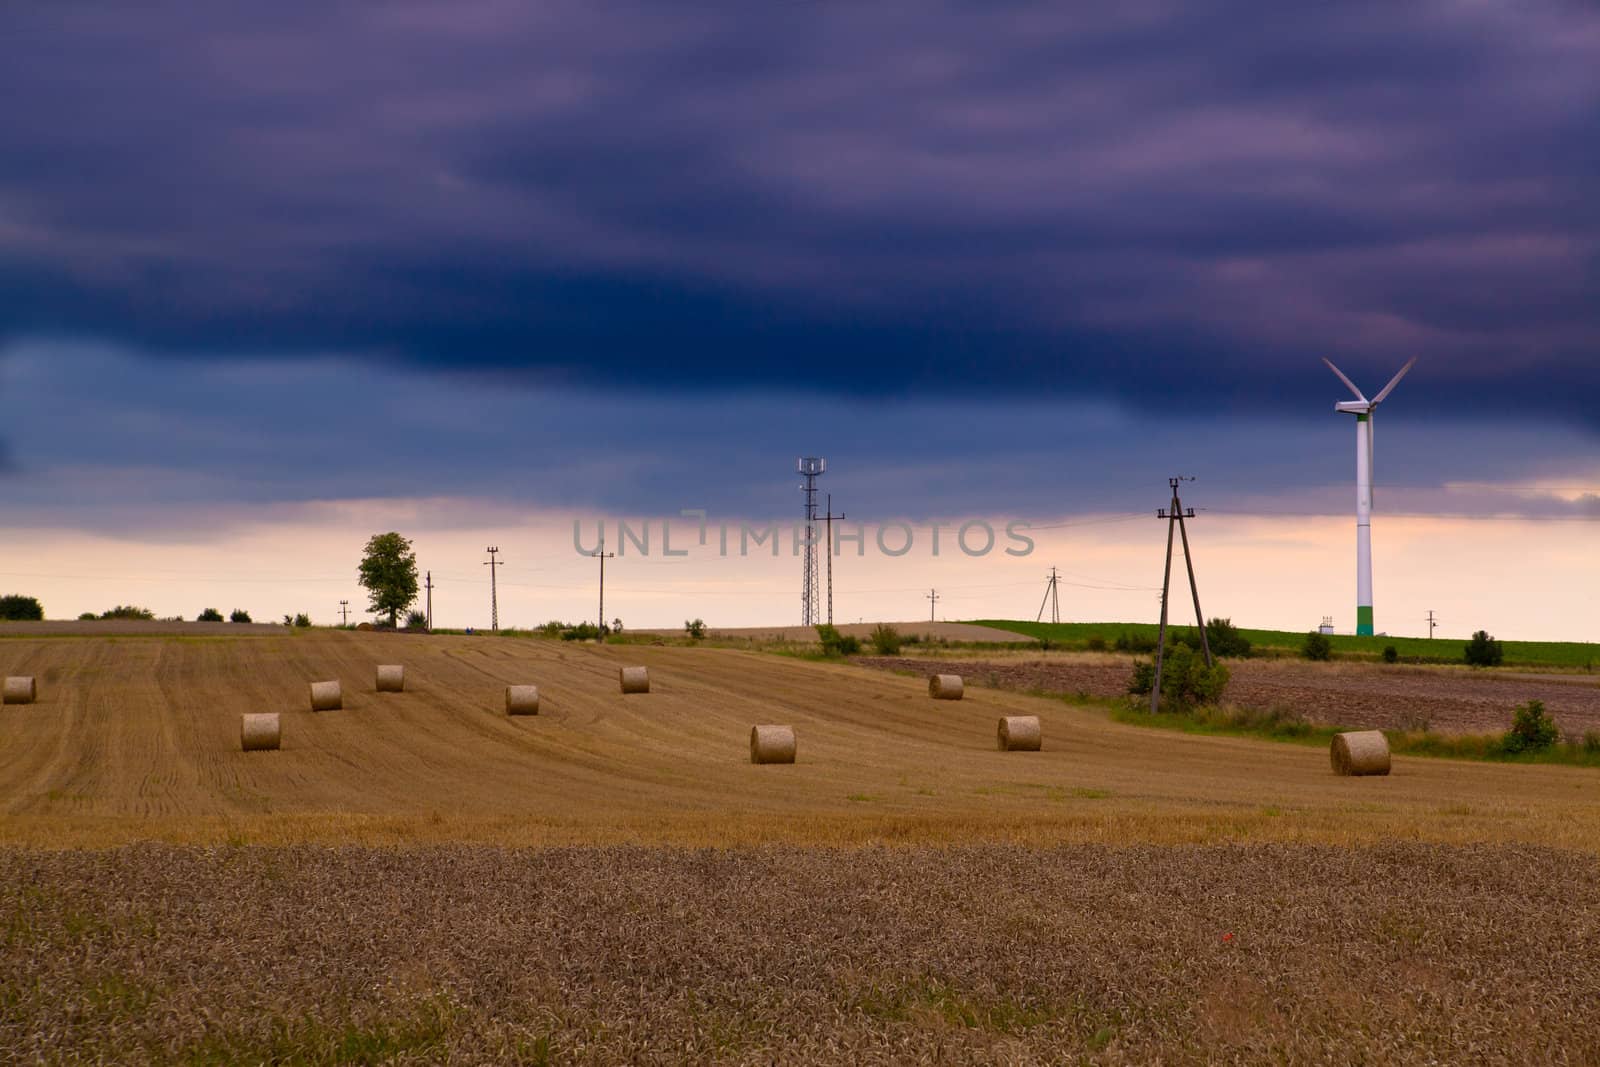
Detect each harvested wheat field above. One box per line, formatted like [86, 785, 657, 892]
[5, 632, 1600, 1063]
[2, 631, 1599, 848]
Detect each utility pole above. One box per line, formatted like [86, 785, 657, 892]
[821, 493, 845, 625]
[927, 588, 940, 622]
[1426, 610, 1437, 639]
[1036, 566, 1061, 624]
[424, 571, 433, 631]
[338, 599, 350, 627]
[595, 533, 616, 644]
[484, 546, 503, 632]
[1151, 477, 1211, 714]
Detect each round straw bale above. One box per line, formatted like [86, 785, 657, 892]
[997, 715, 1042, 751]
[241, 712, 281, 751]
[309, 680, 342, 712]
[929, 674, 964, 700]
[506, 685, 540, 715]
[2, 676, 37, 705]
[376, 664, 404, 693]
[1331, 729, 1390, 776]
[750, 724, 797, 764]
[619, 666, 650, 694]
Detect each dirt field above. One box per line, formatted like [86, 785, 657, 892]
[858, 653, 1600, 736]
[2, 632, 1599, 849]
[5, 843, 1597, 1064]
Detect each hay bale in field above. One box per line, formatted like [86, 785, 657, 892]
[2, 676, 37, 705]
[750, 724, 796, 764]
[997, 715, 1042, 751]
[619, 666, 650, 694]
[376, 664, 404, 693]
[1331, 729, 1390, 776]
[929, 674, 964, 700]
[309, 680, 342, 711]
[506, 685, 540, 715]
[241, 712, 281, 751]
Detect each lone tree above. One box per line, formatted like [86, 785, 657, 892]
[0, 594, 44, 621]
[358, 532, 419, 628]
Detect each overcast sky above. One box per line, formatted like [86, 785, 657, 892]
[1, 2, 1595, 635]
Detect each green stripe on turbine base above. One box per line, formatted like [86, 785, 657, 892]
[1356, 606, 1374, 636]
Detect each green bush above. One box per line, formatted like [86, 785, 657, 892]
[685, 618, 706, 639]
[101, 605, 155, 620]
[0, 594, 44, 621]
[229, 609, 252, 624]
[197, 608, 224, 622]
[1465, 630, 1504, 668]
[1204, 617, 1252, 658]
[1302, 631, 1332, 661]
[1086, 636, 1107, 652]
[561, 622, 602, 641]
[869, 623, 902, 655]
[537, 620, 566, 637]
[1126, 643, 1230, 709]
[815, 623, 860, 656]
[1383, 644, 1399, 664]
[1503, 699, 1559, 754]
[1114, 630, 1157, 653]
[405, 610, 428, 630]
[1584, 731, 1600, 755]
[294, 613, 312, 628]
[77, 612, 97, 621]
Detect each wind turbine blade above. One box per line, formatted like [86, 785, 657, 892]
[1372, 357, 1416, 404]
[1322, 358, 1367, 402]
[1367, 415, 1375, 509]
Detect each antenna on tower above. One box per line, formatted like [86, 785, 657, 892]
[484, 546, 503, 632]
[797, 457, 825, 625]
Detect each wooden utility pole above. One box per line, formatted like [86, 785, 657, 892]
[821, 494, 845, 624]
[1426, 610, 1437, 639]
[596, 534, 616, 643]
[424, 571, 433, 631]
[1036, 566, 1061, 624]
[338, 599, 350, 627]
[1151, 477, 1211, 713]
[926, 588, 940, 622]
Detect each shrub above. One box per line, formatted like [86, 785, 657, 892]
[1503, 699, 1559, 754]
[869, 623, 902, 655]
[560, 622, 602, 641]
[685, 618, 706, 639]
[1465, 630, 1503, 668]
[294, 613, 312, 628]
[1114, 630, 1157, 653]
[1302, 631, 1332, 661]
[100, 605, 155, 620]
[1127, 643, 1230, 709]
[405, 610, 428, 630]
[0, 594, 44, 621]
[1204, 617, 1252, 658]
[1383, 644, 1399, 664]
[815, 623, 860, 657]
[77, 612, 97, 621]
[197, 608, 224, 622]
[229, 609, 252, 624]
[537, 620, 566, 637]
[1086, 636, 1107, 652]
[1584, 731, 1600, 755]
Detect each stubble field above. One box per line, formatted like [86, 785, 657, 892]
[4, 631, 1599, 1063]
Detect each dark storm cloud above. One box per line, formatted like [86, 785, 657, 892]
[1, 1, 1597, 421]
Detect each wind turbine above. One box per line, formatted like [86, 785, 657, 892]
[1323, 356, 1415, 636]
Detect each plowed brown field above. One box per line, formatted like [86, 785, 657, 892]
[3, 632, 1599, 849]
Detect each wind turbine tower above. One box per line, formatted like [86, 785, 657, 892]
[1322, 356, 1415, 636]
